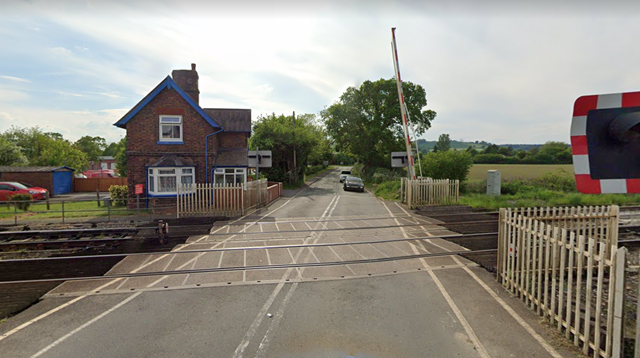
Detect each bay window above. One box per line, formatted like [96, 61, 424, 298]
[148, 167, 195, 195]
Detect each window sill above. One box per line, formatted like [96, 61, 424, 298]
[157, 141, 184, 145]
[147, 193, 177, 197]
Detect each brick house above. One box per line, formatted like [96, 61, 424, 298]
[114, 64, 251, 210]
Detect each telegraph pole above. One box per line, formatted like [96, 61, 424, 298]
[293, 111, 297, 184]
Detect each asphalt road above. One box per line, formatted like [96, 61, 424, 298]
[0, 168, 581, 358]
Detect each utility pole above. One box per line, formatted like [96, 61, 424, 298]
[293, 111, 297, 184]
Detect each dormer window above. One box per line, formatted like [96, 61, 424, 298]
[159, 115, 183, 143]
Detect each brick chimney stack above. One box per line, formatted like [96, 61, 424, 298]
[172, 63, 200, 104]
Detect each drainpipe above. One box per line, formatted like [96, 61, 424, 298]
[205, 128, 224, 183]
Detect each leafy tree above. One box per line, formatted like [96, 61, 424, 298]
[465, 146, 478, 157]
[74, 136, 106, 162]
[249, 113, 322, 183]
[333, 152, 356, 165]
[433, 134, 451, 152]
[103, 141, 120, 157]
[482, 144, 500, 154]
[419, 150, 473, 182]
[113, 137, 127, 176]
[498, 146, 514, 156]
[322, 78, 436, 170]
[536, 141, 571, 164]
[1, 126, 88, 169]
[0, 136, 28, 166]
[35, 139, 88, 170]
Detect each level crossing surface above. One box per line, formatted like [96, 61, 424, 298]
[0, 168, 581, 358]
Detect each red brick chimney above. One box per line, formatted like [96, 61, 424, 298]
[172, 63, 200, 104]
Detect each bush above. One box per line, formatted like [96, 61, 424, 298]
[533, 169, 576, 192]
[9, 193, 32, 211]
[109, 185, 128, 206]
[374, 179, 401, 200]
[306, 164, 326, 176]
[420, 150, 473, 182]
[461, 180, 486, 194]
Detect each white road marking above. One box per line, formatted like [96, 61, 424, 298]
[380, 201, 491, 358]
[451, 256, 562, 358]
[233, 176, 341, 357]
[5, 178, 317, 347]
[255, 282, 299, 358]
[30, 292, 142, 358]
[389, 201, 561, 358]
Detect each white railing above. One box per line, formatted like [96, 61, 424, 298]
[400, 177, 459, 208]
[498, 205, 623, 358]
[177, 179, 270, 218]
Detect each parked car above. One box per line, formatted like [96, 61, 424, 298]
[339, 170, 352, 183]
[0, 182, 48, 201]
[83, 169, 116, 178]
[343, 176, 365, 192]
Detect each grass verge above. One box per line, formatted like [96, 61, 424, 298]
[460, 191, 640, 210]
[0, 200, 147, 220]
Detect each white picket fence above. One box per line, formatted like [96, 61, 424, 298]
[400, 177, 459, 208]
[497, 205, 624, 358]
[176, 179, 269, 218]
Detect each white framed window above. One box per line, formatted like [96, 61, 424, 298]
[148, 166, 195, 195]
[159, 115, 182, 142]
[214, 168, 246, 186]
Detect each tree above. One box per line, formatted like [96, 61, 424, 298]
[0, 136, 28, 166]
[103, 141, 120, 157]
[74, 136, 106, 162]
[323, 78, 436, 170]
[1, 126, 88, 169]
[249, 113, 323, 183]
[420, 150, 473, 182]
[482, 144, 500, 154]
[433, 133, 451, 152]
[113, 137, 127, 176]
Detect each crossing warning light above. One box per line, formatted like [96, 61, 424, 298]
[571, 91, 640, 193]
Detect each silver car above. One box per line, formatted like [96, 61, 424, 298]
[343, 176, 365, 192]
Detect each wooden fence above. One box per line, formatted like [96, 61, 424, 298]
[400, 178, 459, 208]
[497, 205, 623, 358]
[74, 177, 127, 192]
[176, 179, 274, 218]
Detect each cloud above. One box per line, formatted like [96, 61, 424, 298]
[255, 84, 274, 94]
[50, 46, 72, 55]
[0, 111, 16, 123]
[1, 75, 31, 83]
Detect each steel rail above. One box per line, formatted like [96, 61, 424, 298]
[0, 247, 498, 285]
[204, 220, 497, 237]
[0, 237, 133, 247]
[0, 227, 138, 238]
[0, 232, 499, 263]
[212, 214, 430, 226]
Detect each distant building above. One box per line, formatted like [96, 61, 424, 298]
[88, 156, 117, 171]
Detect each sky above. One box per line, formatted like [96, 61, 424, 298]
[2, 0, 640, 145]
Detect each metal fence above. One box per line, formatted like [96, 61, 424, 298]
[400, 177, 459, 208]
[0, 196, 151, 225]
[497, 205, 623, 358]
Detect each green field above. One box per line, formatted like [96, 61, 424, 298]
[468, 164, 573, 181]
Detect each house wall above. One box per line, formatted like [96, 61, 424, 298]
[218, 132, 248, 148]
[124, 87, 221, 206]
[0, 172, 54, 194]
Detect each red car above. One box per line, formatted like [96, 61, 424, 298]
[0, 182, 49, 201]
